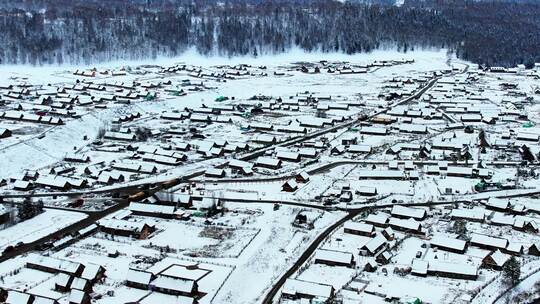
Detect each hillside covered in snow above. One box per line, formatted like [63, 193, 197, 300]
[0, 0, 539, 67]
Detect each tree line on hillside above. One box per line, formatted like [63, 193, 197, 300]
[0, 0, 539, 67]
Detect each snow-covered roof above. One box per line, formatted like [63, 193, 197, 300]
[282, 278, 333, 299]
[347, 144, 372, 153]
[98, 219, 151, 233]
[56, 273, 71, 287]
[6, 290, 32, 304]
[428, 260, 478, 277]
[430, 235, 466, 252]
[154, 192, 191, 204]
[490, 212, 515, 226]
[81, 263, 103, 281]
[314, 249, 353, 265]
[35, 176, 70, 188]
[205, 168, 225, 176]
[255, 156, 280, 167]
[446, 166, 473, 176]
[161, 264, 209, 281]
[471, 233, 508, 249]
[362, 234, 387, 253]
[391, 205, 426, 220]
[126, 268, 153, 285]
[389, 217, 421, 231]
[276, 151, 300, 161]
[486, 197, 510, 210]
[366, 213, 389, 225]
[71, 277, 89, 290]
[143, 154, 181, 165]
[357, 170, 405, 179]
[137, 145, 158, 154]
[68, 289, 86, 304]
[138, 293, 196, 304]
[506, 243, 524, 254]
[450, 209, 485, 221]
[78, 224, 98, 236]
[412, 259, 428, 275]
[276, 124, 306, 133]
[151, 275, 195, 293]
[112, 163, 141, 172]
[228, 159, 253, 169]
[399, 124, 427, 133]
[104, 131, 136, 141]
[360, 126, 387, 135]
[297, 171, 310, 180]
[283, 179, 298, 189]
[516, 132, 539, 141]
[27, 254, 82, 275]
[343, 222, 374, 234]
[33, 296, 58, 304]
[488, 250, 510, 266]
[13, 180, 30, 189]
[298, 148, 317, 157]
[129, 202, 175, 215]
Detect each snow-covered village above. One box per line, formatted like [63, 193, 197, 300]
[0, 49, 539, 304]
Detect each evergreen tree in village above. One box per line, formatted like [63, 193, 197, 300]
[17, 197, 44, 221]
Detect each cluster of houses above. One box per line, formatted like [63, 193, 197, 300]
[450, 198, 540, 236]
[282, 197, 540, 303]
[98, 219, 156, 240]
[1, 254, 106, 304]
[94, 191, 206, 238]
[0, 110, 64, 125]
[286, 196, 540, 303]
[0, 62, 252, 133]
[124, 263, 211, 304]
[378, 201, 540, 281]
[2, 70, 378, 194]
[410, 228, 530, 281]
[282, 172, 310, 192]
[424, 72, 533, 127]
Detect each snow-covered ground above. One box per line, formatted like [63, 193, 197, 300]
[0, 49, 539, 303]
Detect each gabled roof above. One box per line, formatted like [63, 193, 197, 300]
[282, 279, 333, 299]
[314, 249, 353, 264]
[27, 254, 83, 275]
[391, 205, 426, 220]
[344, 221, 374, 234]
[81, 263, 104, 281]
[255, 156, 281, 167]
[389, 217, 421, 231]
[487, 250, 510, 266]
[471, 233, 508, 249]
[428, 260, 478, 277]
[151, 275, 195, 293]
[6, 290, 32, 304]
[430, 235, 466, 252]
[98, 219, 151, 233]
[362, 234, 387, 253]
[68, 289, 87, 304]
[366, 213, 389, 225]
[129, 202, 175, 215]
[126, 268, 153, 285]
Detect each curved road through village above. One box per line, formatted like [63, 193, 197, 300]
[0, 64, 482, 304]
